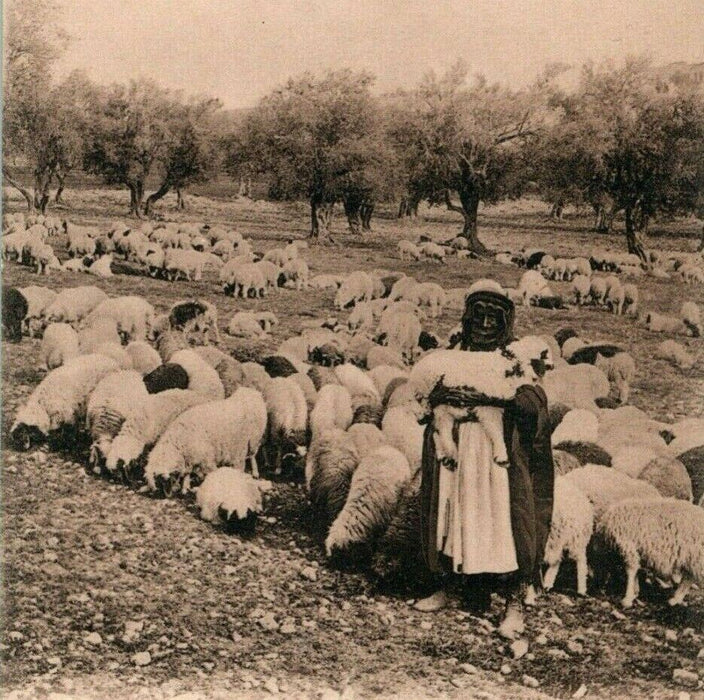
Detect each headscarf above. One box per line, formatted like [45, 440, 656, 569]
[460, 289, 515, 351]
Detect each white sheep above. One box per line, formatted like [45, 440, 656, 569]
[169, 349, 226, 401]
[105, 389, 207, 479]
[604, 277, 625, 315]
[124, 341, 162, 376]
[325, 445, 411, 556]
[376, 311, 421, 361]
[544, 364, 610, 410]
[18, 285, 57, 336]
[681, 301, 701, 337]
[86, 369, 148, 468]
[227, 312, 268, 339]
[82, 296, 155, 343]
[145, 387, 267, 495]
[256, 260, 280, 289]
[655, 340, 695, 370]
[262, 376, 309, 475]
[598, 497, 704, 607]
[387, 276, 418, 302]
[517, 270, 554, 305]
[43, 286, 109, 325]
[78, 317, 121, 354]
[335, 272, 374, 309]
[346, 423, 387, 458]
[572, 275, 591, 305]
[408, 337, 552, 468]
[589, 277, 607, 306]
[347, 302, 374, 333]
[221, 261, 266, 298]
[10, 355, 119, 450]
[263, 247, 288, 267]
[366, 345, 406, 371]
[551, 409, 599, 446]
[333, 363, 381, 410]
[94, 342, 133, 369]
[406, 282, 447, 318]
[196, 467, 265, 527]
[280, 258, 310, 290]
[420, 241, 446, 263]
[164, 249, 206, 282]
[310, 384, 354, 439]
[622, 284, 639, 316]
[310, 274, 344, 290]
[526, 475, 594, 603]
[398, 240, 422, 261]
[368, 365, 408, 399]
[643, 311, 686, 335]
[40, 323, 80, 370]
[381, 401, 425, 472]
[88, 254, 114, 278]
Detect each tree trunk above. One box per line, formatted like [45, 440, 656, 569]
[176, 188, 185, 209]
[309, 197, 334, 242]
[54, 171, 66, 204]
[360, 201, 374, 231]
[144, 179, 172, 215]
[698, 224, 704, 253]
[128, 182, 144, 218]
[550, 198, 564, 220]
[624, 206, 647, 261]
[33, 170, 53, 214]
[343, 196, 362, 235]
[456, 187, 489, 255]
[3, 167, 35, 211]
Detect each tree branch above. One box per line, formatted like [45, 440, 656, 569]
[444, 189, 465, 214]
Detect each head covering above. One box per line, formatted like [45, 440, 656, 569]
[461, 290, 515, 351]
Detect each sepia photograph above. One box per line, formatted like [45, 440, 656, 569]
[2, 1, 704, 698]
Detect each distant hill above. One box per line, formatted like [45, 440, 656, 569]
[653, 61, 704, 93]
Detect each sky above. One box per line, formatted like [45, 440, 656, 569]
[52, 0, 704, 109]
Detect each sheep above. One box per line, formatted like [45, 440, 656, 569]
[65, 223, 96, 258]
[240, 362, 272, 395]
[167, 299, 220, 345]
[26, 240, 55, 274]
[643, 311, 686, 335]
[543, 364, 609, 410]
[124, 341, 162, 376]
[335, 272, 374, 309]
[43, 286, 109, 326]
[86, 369, 148, 469]
[195, 468, 265, 531]
[334, 363, 381, 411]
[262, 376, 309, 475]
[398, 240, 422, 261]
[262, 354, 300, 378]
[376, 311, 422, 361]
[419, 241, 446, 263]
[598, 498, 704, 607]
[572, 275, 591, 305]
[567, 345, 635, 404]
[227, 312, 268, 339]
[681, 301, 701, 337]
[564, 464, 660, 520]
[347, 422, 387, 458]
[408, 337, 552, 468]
[517, 270, 552, 305]
[192, 347, 246, 398]
[352, 403, 384, 428]
[154, 330, 189, 363]
[345, 333, 375, 365]
[638, 456, 693, 501]
[305, 428, 359, 527]
[255, 260, 280, 290]
[289, 371, 318, 413]
[654, 340, 695, 370]
[551, 409, 599, 446]
[81, 296, 155, 344]
[40, 323, 80, 370]
[17, 285, 57, 336]
[163, 249, 206, 281]
[78, 317, 122, 354]
[10, 355, 119, 451]
[604, 277, 625, 315]
[622, 284, 639, 316]
[388, 276, 418, 302]
[105, 389, 207, 480]
[279, 258, 310, 290]
[406, 282, 447, 318]
[526, 475, 594, 602]
[589, 277, 608, 306]
[145, 387, 268, 495]
[221, 261, 266, 298]
[88, 254, 114, 278]
[325, 445, 411, 557]
[560, 336, 586, 361]
[161, 349, 225, 401]
[381, 402, 425, 472]
[310, 274, 344, 290]
[263, 247, 288, 267]
[347, 302, 375, 333]
[368, 365, 408, 399]
[62, 258, 88, 273]
[2, 287, 29, 342]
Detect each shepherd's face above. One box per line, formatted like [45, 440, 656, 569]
[465, 301, 506, 350]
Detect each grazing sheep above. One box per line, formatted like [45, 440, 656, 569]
[419, 241, 446, 263]
[334, 363, 381, 411]
[289, 371, 318, 413]
[221, 261, 266, 298]
[654, 340, 695, 370]
[310, 274, 344, 290]
[167, 299, 220, 345]
[43, 286, 109, 326]
[598, 498, 704, 607]
[544, 365, 609, 409]
[124, 341, 162, 376]
[77, 317, 121, 354]
[88, 254, 114, 278]
[678, 447, 704, 504]
[10, 355, 119, 451]
[381, 402, 425, 472]
[589, 277, 608, 306]
[17, 285, 56, 336]
[155, 330, 189, 363]
[347, 423, 387, 458]
[279, 258, 310, 290]
[408, 337, 552, 468]
[240, 362, 272, 394]
[163, 249, 207, 282]
[376, 311, 422, 361]
[105, 389, 207, 480]
[86, 370, 148, 469]
[335, 271, 374, 309]
[604, 277, 625, 315]
[145, 387, 268, 495]
[262, 376, 309, 475]
[388, 276, 418, 302]
[164, 349, 225, 401]
[567, 345, 635, 404]
[561, 336, 587, 360]
[398, 240, 422, 261]
[305, 428, 359, 527]
[40, 323, 80, 370]
[348, 302, 375, 332]
[2, 287, 29, 342]
[551, 409, 599, 446]
[622, 284, 639, 316]
[572, 275, 591, 305]
[325, 445, 411, 557]
[638, 456, 693, 501]
[681, 301, 701, 337]
[517, 270, 552, 305]
[310, 384, 354, 439]
[564, 464, 660, 520]
[643, 311, 686, 335]
[196, 468, 264, 530]
[227, 312, 268, 339]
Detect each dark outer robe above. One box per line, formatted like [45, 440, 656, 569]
[420, 384, 554, 587]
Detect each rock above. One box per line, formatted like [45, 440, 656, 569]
[280, 620, 296, 635]
[263, 678, 279, 694]
[510, 639, 529, 660]
[84, 632, 102, 646]
[47, 656, 62, 666]
[450, 677, 465, 688]
[459, 663, 478, 674]
[132, 651, 152, 666]
[611, 609, 626, 620]
[500, 663, 512, 675]
[547, 648, 570, 660]
[419, 621, 433, 631]
[522, 675, 540, 688]
[300, 566, 318, 582]
[258, 613, 279, 632]
[672, 669, 698, 687]
[566, 640, 583, 654]
[665, 629, 678, 642]
[572, 685, 588, 699]
[698, 648, 704, 659]
[535, 634, 548, 646]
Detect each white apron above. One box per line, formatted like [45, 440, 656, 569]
[436, 421, 518, 575]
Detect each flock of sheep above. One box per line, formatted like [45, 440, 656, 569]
[2, 210, 704, 613]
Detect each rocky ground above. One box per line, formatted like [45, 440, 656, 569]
[2, 189, 704, 699]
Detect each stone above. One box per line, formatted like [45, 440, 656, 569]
[419, 621, 433, 631]
[500, 664, 512, 675]
[510, 639, 529, 660]
[672, 669, 698, 687]
[460, 663, 478, 674]
[566, 640, 583, 654]
[258, 613, 279, 632]
[535, 634, 548, 646]
[263, 678, 279, 694]
[132, 651, 152, 666]
[84, 632, 102, 646]
[522, 675, 540, 688]
[665, 629, 678, 642]
[572, 685, 588, 699]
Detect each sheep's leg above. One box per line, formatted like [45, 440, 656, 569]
[668, 575, 693, 606]
[543, 561, 561, 591]
[576, 550, 588, 596]
[475, 407, 508, 465]
[248, 449, 259, 479]
[524, 584, 538, 606]
[622, 562, 640, 608]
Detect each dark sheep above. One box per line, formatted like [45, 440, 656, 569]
[554, 440, 612, 467]
[567, 344, 624, 365]
[110, 259, 147, 276]
[143, 363, 190, 394]
[525, 251, 546, 269]
[534, 295, 565, 310]
[417, 331, 439, 352]
[2, 287, 28, 342]
[308, 344, 345, 367]
[95, 236, 115, 256]
[169, 300, 209, 330]
[352, 404, 384, 428]
[554, 327, 578, 349]
[262, 355, 298, 378]
[678, 446, 704, 504]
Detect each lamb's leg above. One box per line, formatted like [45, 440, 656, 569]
[622, 561, 640, 608]
[475, 406, 508, 465]
[543, 561, 560, 591]
[668, 574, 693, 606]
[576, 550, 588, 596]
[432, 406, 460, 468]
